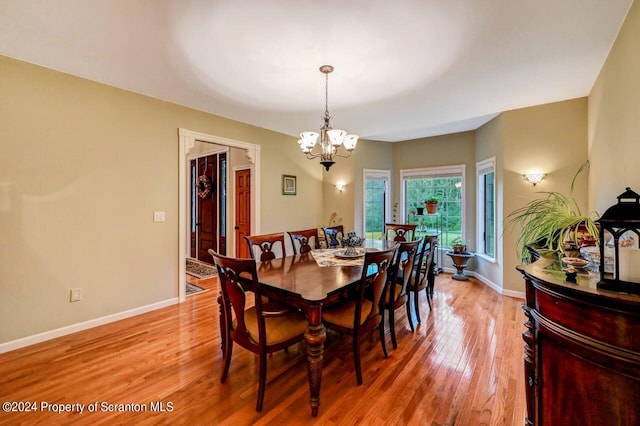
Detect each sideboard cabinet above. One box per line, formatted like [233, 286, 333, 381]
[517, 255, 640, 425]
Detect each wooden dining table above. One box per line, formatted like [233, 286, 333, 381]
[253, 239, 398, 417]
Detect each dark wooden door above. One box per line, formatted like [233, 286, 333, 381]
[235, 169, 251, 258]
[196, 155, 217, 262]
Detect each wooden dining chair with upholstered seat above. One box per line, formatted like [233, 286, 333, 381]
[287, 228, 320, 254]
[245, 232, 287, 261]
[406, 235, 437, 329]
[379, 239, 420, 356]
[321, 225, 344, 248]
[321, 246, 397, 385]
[385, 223, 418, 242]
[208, 250, 308, 412]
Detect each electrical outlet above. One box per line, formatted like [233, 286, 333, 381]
[70, 288, 82, 302]
[153, 211, 166, 222]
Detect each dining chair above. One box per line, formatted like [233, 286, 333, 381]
[287, 228, 320, 254]
[208, 249, 308, 412]
[385, 223, 418, 242]
[379, 239, 420, 356]
[322, 225, 344, 248]
[245, 232, 287, 261]
[406, 235, 437, 330]
[321, 246, 397, 385]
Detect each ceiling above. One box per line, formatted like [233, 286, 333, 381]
[0, 0, 633, 142]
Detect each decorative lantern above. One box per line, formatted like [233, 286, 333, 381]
[596, 187, 640, 294]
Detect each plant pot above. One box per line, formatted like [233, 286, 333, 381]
[416, 207, 424, 215]
[446, 251, 475, 280]
[452, 244, 466, 253]
[426, 202, 437, 214]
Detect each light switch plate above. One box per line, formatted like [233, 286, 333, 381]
[70, 288, 82, 302]
[153, 211, 166, 222]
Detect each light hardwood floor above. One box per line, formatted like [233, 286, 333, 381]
[0, 274, 526, 425]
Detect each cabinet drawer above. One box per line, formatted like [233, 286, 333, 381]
[535, 287, 640, 352]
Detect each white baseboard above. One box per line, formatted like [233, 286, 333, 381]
[500, 288, 525, 299]
[0, 298, 179, 354]
[440, 268, 525, 300]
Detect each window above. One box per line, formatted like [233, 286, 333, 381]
[477, 158, 496, 259]
[363, 169, 390, 240]
[401, 165, 465, 247]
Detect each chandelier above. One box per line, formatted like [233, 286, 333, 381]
[298, 65, 359, 171]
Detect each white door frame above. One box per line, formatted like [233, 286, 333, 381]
[178, 129, 261, 302]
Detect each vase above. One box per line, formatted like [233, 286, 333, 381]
[343, 245, 359, 256]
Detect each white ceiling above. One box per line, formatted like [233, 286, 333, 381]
[0, 0, 633, 142]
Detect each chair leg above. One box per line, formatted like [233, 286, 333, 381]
[405, 296, 415, 332]
[354, 335, 363, 385]
[414, 289, 422, 324]
[425, 286, 432, 310]
[218, 295, 227, 355]
[429, 278, 435, 303]
[256, 352, 267, 412]
[406, 298, 415, 332]
[389, 308, 398, 349]
[379, 313, 388, 358]
[221, 340, 233, 383]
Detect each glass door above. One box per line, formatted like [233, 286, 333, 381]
[363, 170, 390, 240]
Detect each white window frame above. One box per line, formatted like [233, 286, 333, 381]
[476, 157, 496, 262]
[400, 164, 466, 240]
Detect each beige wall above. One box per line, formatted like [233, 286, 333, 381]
[321, 148, 356, 233]
[588, 0, 640, 213]
[501, 98, 589, 292]
[0, 55, 322, 344]
[475, 115, 504, 289]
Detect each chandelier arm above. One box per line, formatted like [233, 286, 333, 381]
[305, 151, 323, 160]
[330, 150, 354, 159]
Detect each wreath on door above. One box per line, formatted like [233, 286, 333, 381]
[196, 157, 213, 199]
[197, 174, 213, 199]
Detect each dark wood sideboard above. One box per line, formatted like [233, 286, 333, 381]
[517, 255, 640, 425]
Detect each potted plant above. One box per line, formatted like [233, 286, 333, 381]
[425, 197, 440, 214]
[506, 161, 599, 261]
[450, 237, 466, 253]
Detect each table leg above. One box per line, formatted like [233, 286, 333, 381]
[304, 304, 326, 417]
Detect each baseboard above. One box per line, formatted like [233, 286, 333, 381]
[441, 267, 525, 300]
[0, 298, 179, 354]
[469, 271, 525, 299]
[500, 288, 525, 299]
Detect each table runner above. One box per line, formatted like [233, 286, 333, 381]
[310, 248, 365, 267]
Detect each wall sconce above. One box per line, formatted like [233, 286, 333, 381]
[336, 182, 346, 192]
[522, 173, 547, 186]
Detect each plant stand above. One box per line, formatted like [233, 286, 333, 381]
[446, 251, 475, 281]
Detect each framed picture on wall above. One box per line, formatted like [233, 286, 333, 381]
[282, 175, 297, 195]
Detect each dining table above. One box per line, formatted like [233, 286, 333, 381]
[252, 239, 398, 417]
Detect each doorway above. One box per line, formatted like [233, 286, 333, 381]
[178, 129, 261, 303]
[190, 152, 227, 262]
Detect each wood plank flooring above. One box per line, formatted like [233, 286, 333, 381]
[0, 274, 526, 425]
